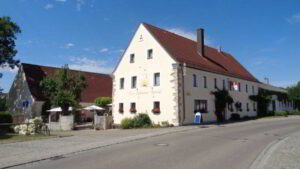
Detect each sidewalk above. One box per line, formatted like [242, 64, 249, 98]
[252, 131, 300, 169]
[0, 126, 198, 169]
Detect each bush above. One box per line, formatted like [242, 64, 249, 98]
[133, 113, 152, 128]
[288, 110, 300, 115]
[94, 97, 112, 107]
[274, 111, 288, 117]
[120, 118, 135, 129]
[14, 117, 44, 135]
[161, 121, 170, 127]
[0, 112, 13, 134]
[120, 113, 152, 129]
[230, 113, 240, 121]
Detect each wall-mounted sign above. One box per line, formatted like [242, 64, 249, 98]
[230, 81, 240, 91]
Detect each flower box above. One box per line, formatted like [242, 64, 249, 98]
[130, 108, 137, 113]
[152, 108, 160, 114]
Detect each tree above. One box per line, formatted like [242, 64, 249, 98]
[211, 89, 233, 123]
[95, 97, 112, 107]
[0, 16, 21, 91]
[249, 89, 272, 117]
[0, 96, 7, 112]
[40, 65, 87, 115]
[287, 81, 300, 110]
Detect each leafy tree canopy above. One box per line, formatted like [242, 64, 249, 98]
[287, 81, 300, 109]
[211, 89, 233, 122]
[287, 81, 300, 101]
[95, 97, 112, 108]
[0, 16, 21, 92]
[0, 96, 7, 112]
[249, 89, 272, 117]
[40, 65, 87, 115]
[0, 16, 21, 69]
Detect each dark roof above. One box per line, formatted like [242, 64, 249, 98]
[143, 23, 259, 82]
[22, 63, 112, 103]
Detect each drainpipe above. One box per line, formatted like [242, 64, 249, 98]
[181, 63, 186, 125]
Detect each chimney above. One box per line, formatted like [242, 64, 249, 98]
[218, 46, 222, 53]
[197, 28, 205, 56]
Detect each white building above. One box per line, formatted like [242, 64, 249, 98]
[260, 83, 294, 112]
[112, 23, 292, 126]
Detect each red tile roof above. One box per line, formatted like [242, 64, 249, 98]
[22, 63, 112, 103]
[143, 23, 259, 83]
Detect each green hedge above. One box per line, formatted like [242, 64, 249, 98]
[274, 111, 288, 117]
[288, 110, 300, 115]
[120, 113, 152, 129]
[0, 112, 13, 134]
[120, 118, 135, 129]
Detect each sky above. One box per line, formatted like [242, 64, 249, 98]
[0, 0, 300, 92]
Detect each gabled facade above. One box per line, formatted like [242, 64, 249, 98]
[112, 23, 180, 125]
[7, 63, 112, 121]
[112, 23, 294, 126]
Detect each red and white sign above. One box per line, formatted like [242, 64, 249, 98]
[230, 81, 240, 91]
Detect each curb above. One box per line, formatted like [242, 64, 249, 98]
[248, 136, 289, 169]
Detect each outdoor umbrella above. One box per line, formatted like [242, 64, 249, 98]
[83, 105, 105, 111]
[47, 107, 74, 112]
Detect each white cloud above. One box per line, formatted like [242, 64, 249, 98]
[271, 80, 297, 88]
[99, 48, 109, 53]
[0, 66, 19, 73]
[83, 47, 91, 51]
[167, 28, 196, 40]
[286, 13, 300, 24]
[254, 60, 264, 66]
[44, 3, 54, 10]
[167, 27, 213, 46]
[56, 0, 67, 2]
[64, 43, 75, 49]
[76, 0, 85, 11]
[69, 57, 113, 74]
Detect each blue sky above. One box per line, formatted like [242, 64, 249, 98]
[0, 0, 300, 92]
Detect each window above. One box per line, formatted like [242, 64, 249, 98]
[214, 78, 217, 89]
[131, 76, 137, 88]
[154, 73, 160, 86]
[246, 84, 248, 93]
[228, 103, 233, 112]
[228, 81, 232, 91]
[193, 74, 197, 87]
[152, 101, 160, 113]
[246, 103, 249, 111]
[238, 83, 241, 92]
[252, 86, 255, 94]
[194, 100, 208, 113]
[147, 49, 153, 59]
[203, 76, 207, 88]
[119, 103, 124, 113]
[253, 102, 256, 111]
[130, 102, 136, 113]
[223, 79, 226, 90]
[130, 53, 135, 63]
[120, 78, 124, 89]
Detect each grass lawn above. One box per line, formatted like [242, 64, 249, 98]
[0, 133, 57, 144]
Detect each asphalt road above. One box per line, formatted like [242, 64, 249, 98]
[13, 118, 300, 169]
